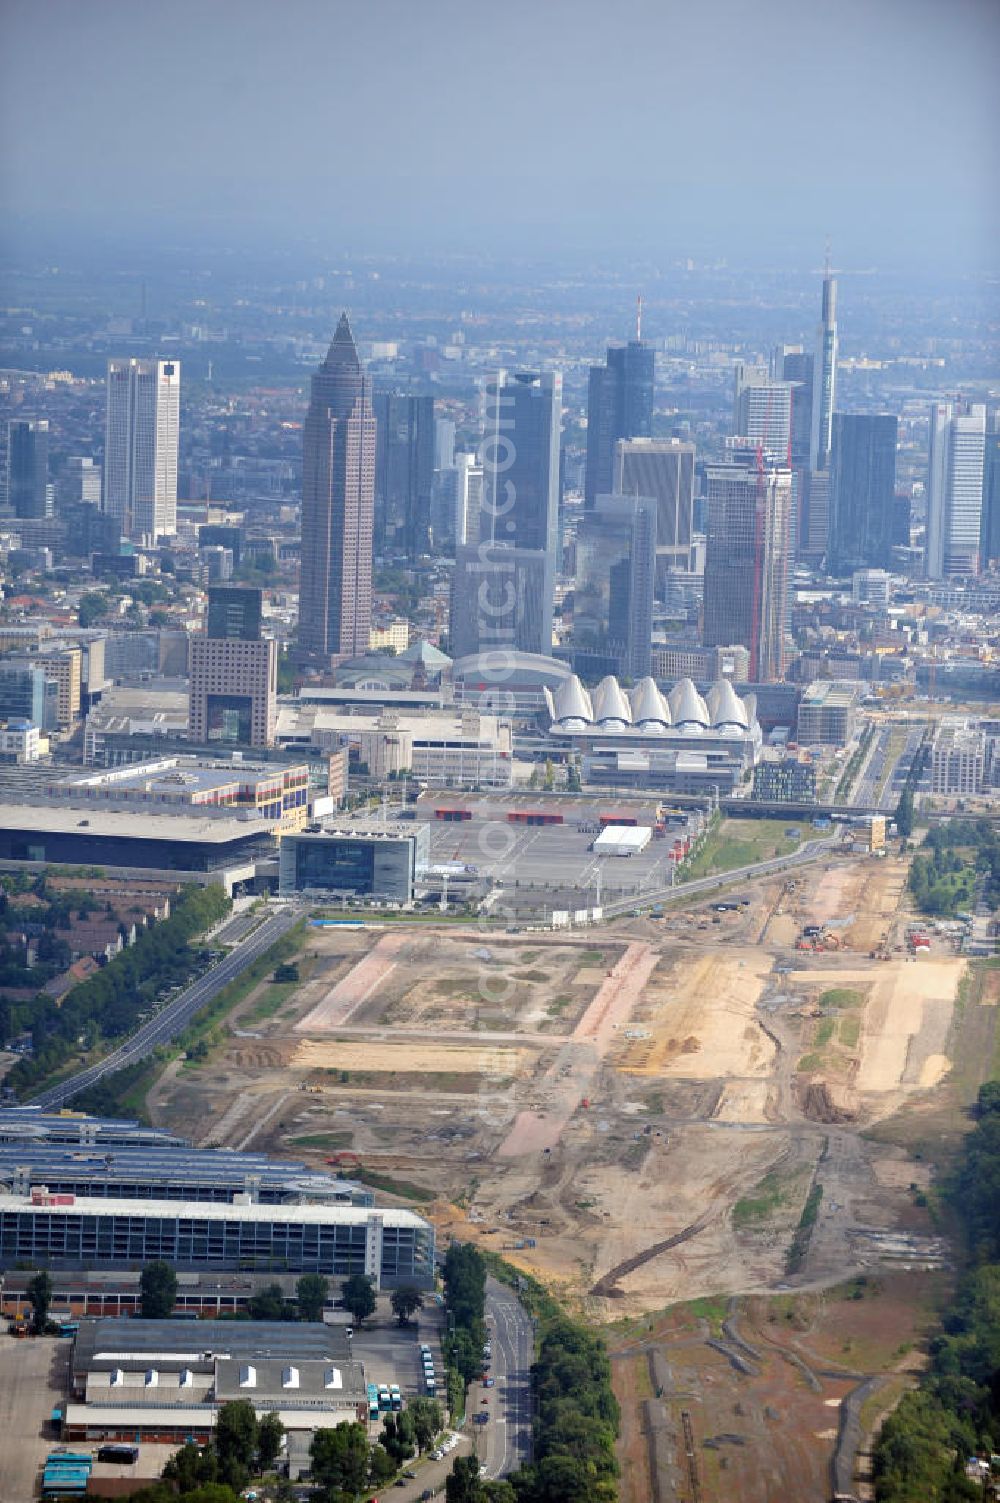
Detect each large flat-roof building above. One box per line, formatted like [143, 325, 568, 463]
[0, 1108, 371, 1208]
[0, 1190, 434, 1288]
[0, 798, 277, 887]
[54, 755, 310, 834]
[279, 825, 429, 904]
[278, 703, 513, 789]
[62, 1318, 365, 1444]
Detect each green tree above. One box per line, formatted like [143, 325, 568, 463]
[446, 1327, 484, 1386]
[214, 1399, 257, 1491]
[295, 1271, 329, 1322]
[78, 591, 110, 628]
[340, 1273, 376, 1326]
[248, 1282, 290, 1320]
[446, 1455, 485, 1502]
[389, 1284, 424, 1326]
[257, 1410, 284, 1472]
[162, 1442, 218, 1490]
[27, 1271, 53, 1333]
[408, 1396, 442, 1451]
[310, 1422, 369, 1498]
[381, 1411, 416, 1466]
[368, 1443, 395, 1486]
[140, 1259, 178, 1318]
[894, 787, 915, 838]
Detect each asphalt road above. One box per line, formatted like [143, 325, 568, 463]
[602, 833, 842, 917]
[479, 1276, 534, 1480]
[27, 904, 304, 1110]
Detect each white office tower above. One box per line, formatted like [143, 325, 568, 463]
[924, 402, 951, 579]
[104, 357, 180, 542]
[809, 266, 838, 472]
[453, 452, 484, 546]
[926, 403, 987, 578]
[732, 372, 793, 467]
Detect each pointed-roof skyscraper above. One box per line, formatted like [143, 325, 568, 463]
[298, 313, 376, 663]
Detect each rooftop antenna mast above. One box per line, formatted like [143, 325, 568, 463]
[636, 293, 643, 342]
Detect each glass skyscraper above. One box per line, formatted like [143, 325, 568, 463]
[585, 339, 654, 505]
[703, 446, 792, 682]
[828, 413, 898, 574]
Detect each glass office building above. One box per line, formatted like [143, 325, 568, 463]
[0, 1195, 435, 1289]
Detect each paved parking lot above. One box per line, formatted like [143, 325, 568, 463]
[347, 1306, 446, 1399]
[426, 813, 681, 904]
[0, 1333, 72, 1502]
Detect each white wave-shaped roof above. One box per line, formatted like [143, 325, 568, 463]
[591, 676, 633, 724]
[551, 674, 593, 724]
[629, 677, 672, 725]
[705, 679, 750, 729]
[667, 678, 710, 727]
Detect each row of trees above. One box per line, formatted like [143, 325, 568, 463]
[133, 1260, 425, 1328]
[872, 1079, 1000, 1500]
[505, 1318, 619, 1503]
[443, 1241, 488, 1402]
[5, 884, 230, 1093]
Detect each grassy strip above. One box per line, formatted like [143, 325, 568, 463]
[679, 817, 802, 882]
[785, 1183, 824, 1274]
[346, 1167, 436, 1204]
[814, 1017, 835, 1048]
[840, 1015, 861, 1048]
[732, 1168, 795, 1227]
[289, 1131, 354, 1150]
[821, 987, 864, 1008]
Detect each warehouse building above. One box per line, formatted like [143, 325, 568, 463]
[0, 1190, 435, 1288]
[63, 1318, 366, 1444]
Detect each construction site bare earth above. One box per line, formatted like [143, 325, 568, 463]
[148, 849, 984, 1501]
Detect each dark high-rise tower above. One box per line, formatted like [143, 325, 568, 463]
[207, 585, 263, 641]
[373, 390, 435, 555]
[585, 337, 654, 505]
[450, 369, 561, 659]
[7, 419, 50, 519]
[827, 413, 898, 574]
[703, 444, 792, 682]
[298, 314, 376, 663]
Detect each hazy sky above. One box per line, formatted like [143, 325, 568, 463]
[2, 0, 998, 271]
